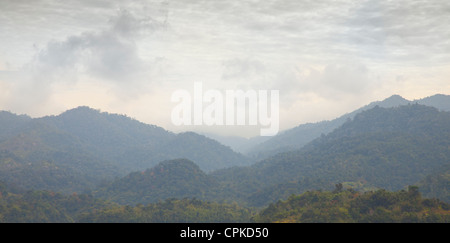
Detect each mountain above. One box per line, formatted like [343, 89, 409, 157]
[46, 107, 252, 172]
[415, 94, 450, 111]
[0, 116, 120, 193]
[113, 131, 253, 173]
[0, 107, 252, 193]
[160, 132, 253, 171]
[211, 104, 450, 206]
[95, 103, 449, 207]
[0, 111, 32, 141]
[245, 94, 449, 160]
[1, 99, 450, 222]
[94, 159, 219, 205]
[42, 106, 174, 162]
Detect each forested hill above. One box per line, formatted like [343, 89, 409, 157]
[0, 107, 251, 193]
[93, 159, 218, 205]
[1, 103, 450, 222]
[246, 94, 450, 160]
[0, 111, 32, 140]
[211, 104, 450, 206]
[98, 104, 450, 207]
[43, 106, 252, 172]
[42, 106, 174, 161]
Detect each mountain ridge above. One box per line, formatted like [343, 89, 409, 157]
[0, 106, 252, 193]
[210, 104, 450, 206]
[244, 94, 450, 160]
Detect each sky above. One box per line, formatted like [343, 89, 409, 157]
[1, 0, 450, 137]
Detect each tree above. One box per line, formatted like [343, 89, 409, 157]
[333, 183, 343, 193]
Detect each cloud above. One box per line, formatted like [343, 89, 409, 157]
[14, 7, 170, 108]
[340, 0, 450, 64]
[1, 0, 450, 136]
[0, 6, 171, 116]
[30, 9, 166, 84]
[302, 63, 373, 97]
[221, 58, 266, 83]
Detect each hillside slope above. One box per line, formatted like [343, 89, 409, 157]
[94, 159, 219, 205]
[0, 107, 251, 193]
[246, 94, 450, 160]
[212, 104, 450, 206]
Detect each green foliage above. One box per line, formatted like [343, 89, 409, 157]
[0, 182, 116, 223]
[78, 198, 253, 223]
[0, 181, 252, 223]
[1, 180, 449, 223]
[253, 187, 450, 223]
[417, 164, 450, 203]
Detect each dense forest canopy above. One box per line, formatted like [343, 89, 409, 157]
[1, 180, 448, 223]
[254, 185, 450, 223]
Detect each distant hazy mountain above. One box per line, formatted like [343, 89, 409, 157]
[115, 131, 253, 172]
[211, 104, 450, 206]
[0, 116, 120, 193]
[42, 106, 173, 161]
[1, 95, 449, 204]
[414, 94, 450, 111]
[246, 94, 450, 160]
[0, 106, 252, 193]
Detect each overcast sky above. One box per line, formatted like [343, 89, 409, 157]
[1, 0, 450, 137]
